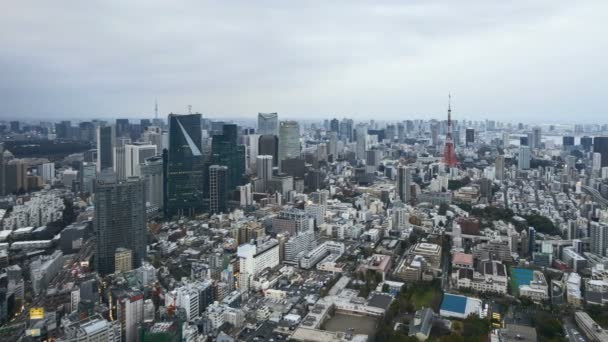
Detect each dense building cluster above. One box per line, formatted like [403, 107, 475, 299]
[1, 112, 608, 341]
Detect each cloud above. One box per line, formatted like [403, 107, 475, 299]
[0, 0, 606, 122]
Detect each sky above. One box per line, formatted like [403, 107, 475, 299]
[0, 1, 606, 122]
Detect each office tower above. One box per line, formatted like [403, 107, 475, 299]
[593, 152, 602, 172]
[385, 124, 396, 141]
[565, 155, 576, 176]
[397, 123, 405, 142]
[114, 248, 133, 273]
[257, 112, 278, 136]
[528, 227, 536, 256]
[0, 143, 4, 196]
[40, 162, 55, 183]
[115, 118, 130, 137]
[328, 131, 338, 158]
[258, 135, 278, 167]
[256, 155, 273, 183]
[113, 145, 127, 180]
[562, 136, 575, 148]
[243, 133, 260, 173]
[140, 119, 151, 131]
[5, 159, 28, 194]
[366, 149, 381, 168]
[79, 121, 95, 142]
[94, 173, 147, 275]
[166, 114, 204, 218]
[141, 156, 164, 210]
[396, 165, 412, 203]
[518, 146, 531, 170]
[355, 123, 367, 160]
[531, 127, 541, 149]
[392, 200, 408, 230]
[503, 132, 510, 149]
[495, 155, 505, 181]
[209, 165, 228, 215]
[593, 136, 608, 168]
[237, 240, 280, 291]
[465, 128, 475, 146]
[590, 222, 608, 256]
[211, 124, 246, 191]
[519, 136, 529, 146]
[278, 121, 300, 168]
[142, 127, 163, 153]
[581, 136, 593, 151]
[125, 143, 157, 178]
[97, 125, 116, 172]
[55, 120, 72, 140]
[238, 183, 253, 207]
[330, 118, 340, 134]
[443, 95, 457, 167]
[80, 162, 96, 194]
[9, 121, 20, 133]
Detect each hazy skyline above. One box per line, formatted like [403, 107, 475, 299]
[1, 1, 606, 122]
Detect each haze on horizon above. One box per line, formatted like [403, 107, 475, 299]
[0, 1, 606, 122]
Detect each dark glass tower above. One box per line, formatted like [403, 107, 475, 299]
[166, 114, 204, 217]
[96, 125, 115, 173]
[258, 135, 279, 167]
[94, 173, 147, 275]
[211, 124, 245, 192]
[209, 165, 228, 214]
[594, 136, 608, 168]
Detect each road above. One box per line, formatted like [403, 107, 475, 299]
[581, 185, 608, 206]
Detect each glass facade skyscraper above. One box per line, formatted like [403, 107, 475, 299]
[94, 173, 147, 275]
[257, 112, 278, 136]
[166, 114, 204, 217]
[211, 124, 245, 192]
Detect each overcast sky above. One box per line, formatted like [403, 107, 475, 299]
[1, 1, 606, 122]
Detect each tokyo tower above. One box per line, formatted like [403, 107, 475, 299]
[443, 94, 457, 167]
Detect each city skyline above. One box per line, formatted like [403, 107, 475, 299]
[1, 1, 607, 121]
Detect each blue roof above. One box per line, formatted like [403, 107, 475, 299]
[440, 294, 467, 314]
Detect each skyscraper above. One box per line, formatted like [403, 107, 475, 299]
[495, 155, 505, 181]
[141, 156, 164, 210]
[166, 114, 204, 218]
[94, 173, 146, 275]
[278, 121, 300, 168]
[590, 222, 608, 256]
[115, 118, 130, 138]
[125, 143, 157, 178]
[256, 155, 273, 183]
[396, 165, 412, 203]
[593, 136, 608, 168]
[258, 135, 279, 167]
[531, 127, 542, 149]
[209, 165, 228, 215]
[465, 128, 475, 146]
[355, 123, 367, 160]
[518, 146, 531, 170]
[211, 124, 246, 191]
[257, 113, 279, 136]
[97, 125, 116, 173]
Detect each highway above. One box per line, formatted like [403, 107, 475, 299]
[581, 185, 608, 206]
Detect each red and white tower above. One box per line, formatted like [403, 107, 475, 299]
[443, 94, 457, 167]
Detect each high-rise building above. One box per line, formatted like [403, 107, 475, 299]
[211, 124, 246, 191]
[531, 127, 541, 149]
[581, 136, 593, 151]
[39, 162, 55, 183]
[125, 143, 157, 178]
[258, 135, 278, 167]
[257, 113, 278, 136]
[94, 173, 147, 275]
[256, 155, 273, 184]
[593, 136, 608, 168]
[115, 118, 130, 138]
[115, 290, 144, 342]
[96, 125, 115, 172]
[562, 136, 575, 148]
[355, 123, 367, 160]
[114, 248, 133, 273]
[166, 114, 204, 217]
[495, 155, 505, 181]
[465, 128, 475, 146]
[5, 159, 28, 194]
[396, 165, 412, 203]
[518, 146, 531, 170]
[141, 156, 164, 210]
[593, 152, 602, 173]
[209, 165, 228, 215]
[80, 162, 96, 194]
[113, 145, 127, 180]
[330, 118, 340, 134]
[590, 222, 608, 256]
[278, 121, 300, 168]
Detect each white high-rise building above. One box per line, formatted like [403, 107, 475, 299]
[237, 239, 280, 291]
[116, 291, 144, 342]
[125, 143, 157, 178]
[256, 155, 273, 183]
[244, 134, 260, 173]
[40, 162, 55, 183]
[590, 222, 608, 257]
[593, 152, 602, 172]
[518, 146, 531, 170]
